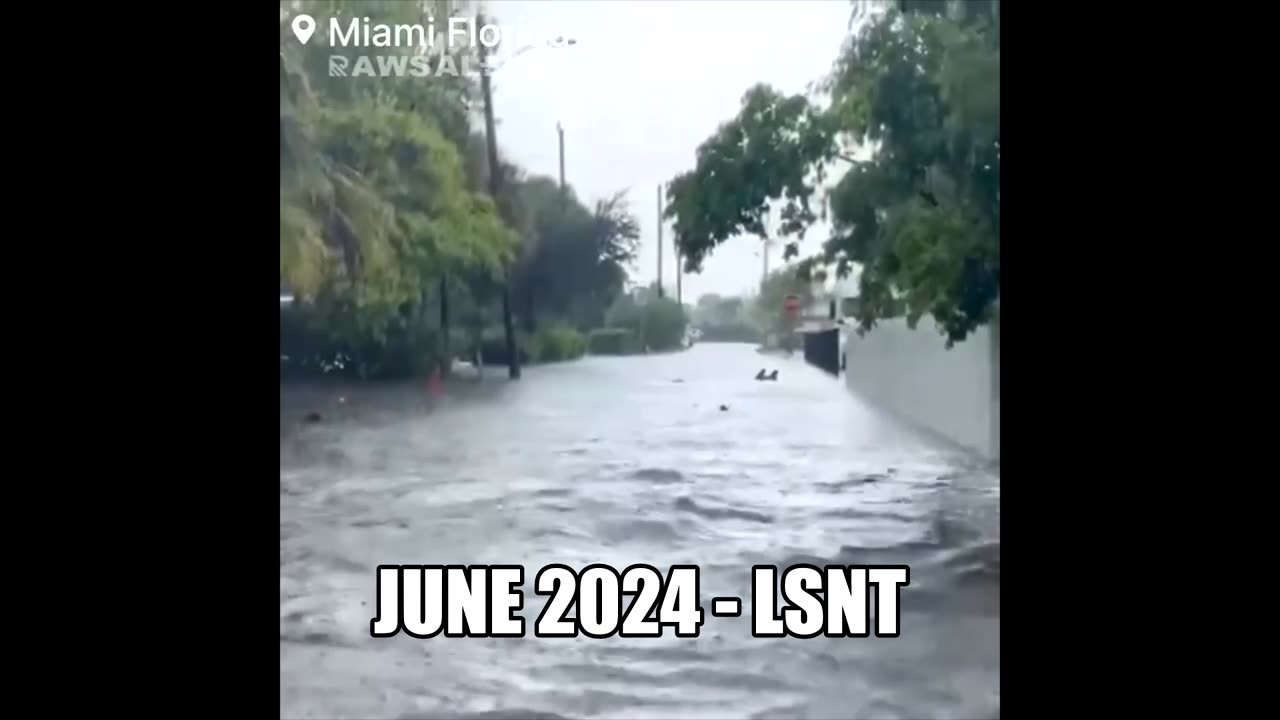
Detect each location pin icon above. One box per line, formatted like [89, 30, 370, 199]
[291, 14, 316, 45]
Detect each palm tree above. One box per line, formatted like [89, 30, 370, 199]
[280, 45, 397, 301]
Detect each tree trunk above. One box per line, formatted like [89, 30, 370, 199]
[439, 275, 450, 372]
[524, 282, 537, 334]
[500, 283, 519, 378]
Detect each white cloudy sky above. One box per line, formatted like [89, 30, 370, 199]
[480, 0, 854, 301]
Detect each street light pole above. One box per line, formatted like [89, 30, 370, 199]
[478, 13, 520, 380]
[656, 185, 664, 299]
[761, 208, 772, 293]
[675, 238, 682, 305]
[557, 121, 566, 207]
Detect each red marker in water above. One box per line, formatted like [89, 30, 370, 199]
[428, 368, 443, 397]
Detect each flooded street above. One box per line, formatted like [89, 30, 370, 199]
[280, 343, 1000, 720]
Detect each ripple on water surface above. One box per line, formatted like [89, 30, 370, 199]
[629, 468, 687, 484]
[281, 345, 999, 720]
[674, 496, 775, 524]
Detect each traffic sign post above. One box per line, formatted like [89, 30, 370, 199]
[781, 294, 802, 352]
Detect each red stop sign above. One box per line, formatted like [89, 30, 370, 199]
[783, 294, 801, 320]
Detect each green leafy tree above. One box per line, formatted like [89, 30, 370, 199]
[692, 294, 758, 343]
[604, 284, 689, 352]
[664, 84, 835, 274]
[664, 0, 999, 347]
[708, 296, 746, 326]
[279, 0, 520, 373]
[510, 179, 641, 332]
[279, 0, 687, 374]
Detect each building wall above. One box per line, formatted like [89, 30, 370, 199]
[844, 316, 1000, 460]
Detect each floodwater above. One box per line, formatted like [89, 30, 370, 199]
[280, 343, 1000, 720]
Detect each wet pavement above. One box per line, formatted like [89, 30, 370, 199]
[280, 343, 999, 720]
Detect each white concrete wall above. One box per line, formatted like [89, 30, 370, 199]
[844, 316, 1000, 461]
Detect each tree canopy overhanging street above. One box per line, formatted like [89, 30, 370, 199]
[664, 0, 999, 347]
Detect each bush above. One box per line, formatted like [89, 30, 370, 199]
[639, 297, 688, 350]
[527, 324, 587, 363]
[280, 304, 448, 380]
[468, 324, 588, 365]
[477, 327, 531, 366]
[602, 295, 689, 352]
[587, 327, 639, 355]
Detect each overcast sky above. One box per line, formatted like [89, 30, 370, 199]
[481, 0, 853, 302]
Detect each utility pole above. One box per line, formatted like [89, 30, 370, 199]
[761, 208, 771, 293]
[675, 238, 682, 305]
[762, 239, 769, 288]
[478, 13, 520, 380]
[656, 185, 664, 299]
[557, 121, 566, 207]
[439, 276, 449, 368]
[666, 182, 680, 305]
